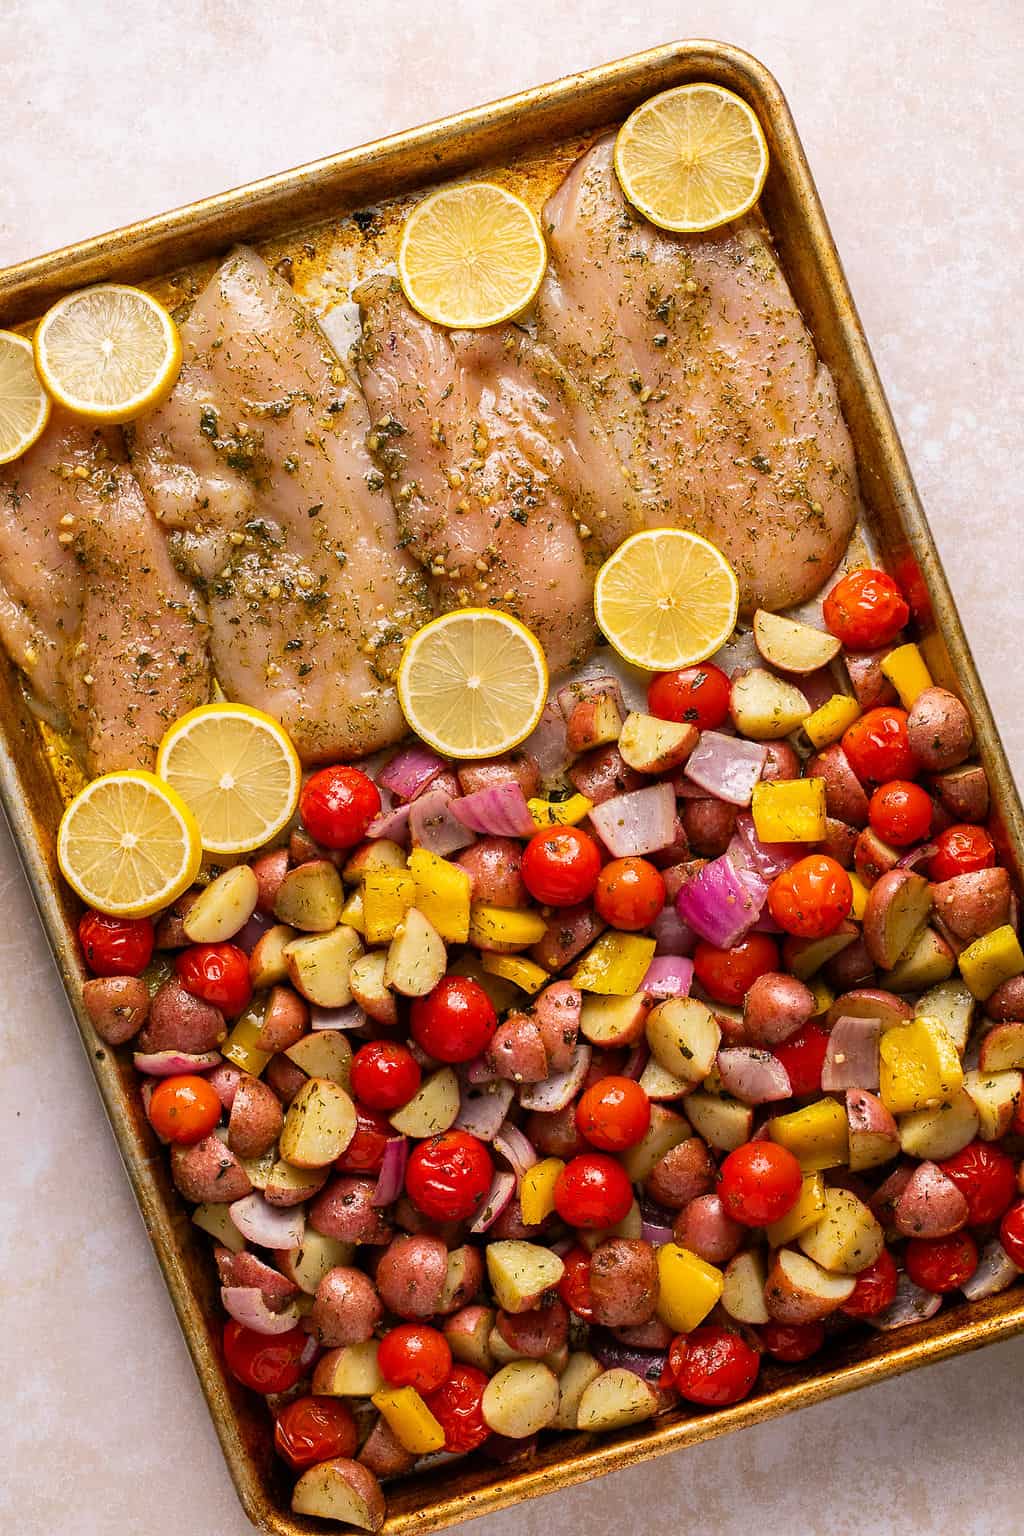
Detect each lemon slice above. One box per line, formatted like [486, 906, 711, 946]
[595, 529, 739, 672]
[156, 703, 301, 856]
[34, 284, 182, 422]
[614, 83, 769, 233]
[58, 770, 202, 918]
[397, 609, 548, 758]
[0, 331, 50, 465]
[398, 183, 548, 329]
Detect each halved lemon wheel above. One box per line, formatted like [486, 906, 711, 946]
[57, 770, 202, 919]
[594, 529, 739, 672]
[614, 83, 769, 233]
[398, 183, 548, 329]
[397, 609, 548, 759]
[34, 284, 182, 423]
[0, 331, 50, 465]
[156, 703, 301, 856]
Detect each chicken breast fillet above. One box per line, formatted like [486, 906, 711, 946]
[129, 247, 431, 762]
[0, 413, 210, 773]
[535, 135, 860, 612]
[355, 274, 637, 674]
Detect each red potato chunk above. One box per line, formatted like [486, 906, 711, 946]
[170, 1136, 251, 1204]
[806, 744, 871, 827]
[567, 744, 644, 805]
[931, 764, 989, 824]
[893, 1161, 969, 1238]
[495, 1298, 569, 1357]
[310, 1178, 393, 1245]
[265, 1053, 309, 1106]
[312, 1266, 383, 1346]
[613, 1316, 674, 1350]
[227, 1075, 284, 1158]
[907, 688, 974, 771]
[154, 889, 201, 949]
[457, 838, 528, 909]
[820, 818, 859, 869]
[930, 869, 1011, 943]
[825, 936, 877, 992]
[681, 799, 737, 858]
[646, 1137, 716, 1211]
[854, 828, 901, 886]
[487, 1014, 549, 1082]
[457, 754, 541, 799]
[844, 650, 898, 710]
[138, 979, 226, 1055]
[532, 982, 581, 1073]
[524, 1103, 585, 1161]
[761, 741, 801, 782]
[359, 1416, 416, 1479]
[673, 1194, 744, 1265]
[214, 1246, 298, 1305]
[437, 1244, 485, 1313]
[987, 976, 1024, 1022]
[250, 847, 290, 913]
[529, 904, 606, 972]
[208, 1063, 244, 1111]
[254, 985, 309, 1053]
[375, 1234, 449, 1319]
[743, 972, 815, 1045]
[82, 976, 149, 1045]
[588, 1239, 659, 1328]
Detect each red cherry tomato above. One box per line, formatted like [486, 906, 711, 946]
[378, 1323, 453, 1394]
[558, 1246, 595, 1320]
[299, 765, 381, 850]
[273, 1396, 357, 1470]
[175, 942, 252, 1017]
[842, 707, 916, 784]
[718, 1142, 803, 1227]
[692, 933, 780, 1006]
[999, 1201, 1024, 1270]
[521, 826, 602, 907]
[928, 823, 996, 883]
[868, 780, 933, 847]
[839, 1248, 899, 1318]
[771, 1019, 830, 1096]
[758, 1320, 825, 1362]
[767, 855, 852, 940]
[78, 910, 154, 977]
[405, 1131, 493, 1222]
[147, 1074, 222, 1144]
[410, 976, 497, 1064]
[669, 1324, 760, 1406]
[647, 664, 731, 729]
[554, 1153, 633, 1229]
[906, 1232, 979, 1294]
[350, 1041, 422, 1111]
[576, 1076, 651, 1152]
[223, 1320, 309, 1393]
[594, 858, 666, 932]
[424, 1364, 490, 1452]
[822, 568, 909, 650]
[335, 1104, 392, 1173]
[938, 1141, 1016, 1227]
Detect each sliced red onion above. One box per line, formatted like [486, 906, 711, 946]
[311, 1002, 366, 1031]
[299, 1333, 320, 1371]
[379, 746, 447, 802]
[590, 782, 676, 857]
[591, 1337, 668, 1383]
[230, 1193, 305, 1250]
[897, 842, 938, 871]
[367, 802, 412, 842]
[557, 675, 626, 721]
[463, 1055, 499, 1086]
[961, 1239, 1021, 1300]
[409, 788, 476, 856]
[469, 1170, 516, 1233]
[639, 1217, 674, 1246]
[221, 1287, 301, 1335]
[640, 955, 694, 999]
[134, 1049, 222, 1076]
[622, 1043, 649, 1081]
[455, 1078, 516, 1141]
[452, 782, 536, 838]
[716, 1048, 793, 1104]
[236, 907, 274, 954]
[493, 1124, 539, 1183]
[651, 904, 695, 956]
[684, 732, 767, 806]
[676, 856, 768, 948]
[372, 1137, 408, 1206]
[868, 1271, 942, 1331]
[523, 701, 570, 785]
[821, 1016, 881, 1092]
[729, 813, 804, 879]
[518, 1042, 592, 1113]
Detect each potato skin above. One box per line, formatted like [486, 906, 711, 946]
[907, 688, 974, 772]
[820, 817, 859, 869]
[681, 799, 737, 858]
[845, 649, 898, 711]
[214, 1245, 297, 1304]
[487, 1014, 549, 1082]
[761, 741, 801, 782]
[743, 972, 815, 1045]
[529, 904, 606, 972]
[646, 1137, 715, 1210]
[292, 1459, 385, 1532]
[208, 1063, 244, 1111]
[490, 1192, 547, 1242]
[251, 847, 290, 913]
[138, 979, 226, 1055]
[524, 1103, 585, 1160]
[931, 764, 989, 824]
[673, 1194, 744, 1265]
[255, 985, 309, 1052]
[854, 827, 901, 886]
[265, 1053, 309, 1106]
[567, 745, 644, 806]
[825, 936, 877, 992]
[312, 1266, 383, 1346]
[457, 753, 541, 799]
[375, 1234, 449, 1318]
[806, 745, 870, 827]
[930, 869, 1011, 943]
[532, 982, 581, 1073]
[170, 1136, 251, 1204]
[153, 888, 201, 949]
[986, 975, 1024, 1022]
[588, 1239, 659, 1327]
[614, 1316, 674, 1350]
[457, 838, 528, 909]
[893, 1161, 969, 1238]
[438, 1244, 485, 1313]
[82, 976, 149, 1045]
[310, 1178, 394, 1245]
[227, 1075, 284, 1158]
[495, 1298, 569, 1358]
[359, 1416, 416, 1479]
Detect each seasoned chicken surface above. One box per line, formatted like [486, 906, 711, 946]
[356, 275, 637, 673]
[130, 247, 431, 762]
[0, 413, 210, 772]
[536, 135, 860, 612]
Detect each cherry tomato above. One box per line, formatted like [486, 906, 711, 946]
[299, 765, 381, 850]
[147, 1074, 222, 1144]
[758, 1320, 825, 1362]
[175, 942, 252, 1017]
[669, 1325, 760, 1406]
[718, 1141, 803, 1227]
[868, 780, 933, 847]
[839, 1247, 899, 1318]
[647, 664, 731, 729]
[999, 1201, 1024, 1270]
[410, 976, 497, 1064]
[938, 1141, 1016, 1227]
[350, 1041, 422, 1111]
[378, 1323, 452, 1394]
[594, 858, 665, 932]
[577, 1076, 651, 1152]
[929, 823, 996, 883]
[424, 1364, 490, 1452]
[842, 707, 916, 784]
[558, 1246, 595, 1320]
[692, 933, 780, 1006]
[273, 1396, 357, 1470]
[822, 568, 909, 650]
[767, 855, 852, 940]
[78, 910, 154, 977]
[905, 1232, 978, 1294]
[223, 1320, 309, 1393]
[554, 1153, 633, 1229]
[521, 826, 602, 907]
[771, 1019, 830, 1096]
[335, 1104, 392, 1173]
[405, 1131, 493, 1222]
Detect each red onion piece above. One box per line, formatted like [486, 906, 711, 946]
[622, 1043, 649, 1081]
[455, 1078, 515, 1141]
[379, 746, 447, 802]
[523, 701, 570, 785]
[221, 1287, 301, 1335]
[409, 789, 476, 856]
[493, 1124, 539, 1183]
[591, 1337, 668, 1383]
[230, 1193, 305, 1250]
[961, 1239, 1020, 1300]
[469, 1170, 516, 1233]
[821, 1015, 882, 1092]
[676, 855, 768, 948]
[639, 1217, 674, 1246]
[800, 667, 840, 713]
[589, 782, 676, 857]
[463, 1055, 499, 1086]
[557, 675, 626, 721]
[896, 842, 938, 871]
[372, 1137, 408, 1206]
[452, 783, 536, 838]
[311, 1002, 367, 1031]
[367, 802, 412, 842]
[868, 1271, 942, 1331]
[652, 904, 696, 956]
[716, 1047, 793, 1104]
[236, 907, 274, 954]
[134, 1049, 222, 1076]
[299, 1333, 320, 1371]
[684, 732, 767, 806]
[729, 812, 804, 879]
[640, 955, 694, 999]
[518, 1043, 592, 1113]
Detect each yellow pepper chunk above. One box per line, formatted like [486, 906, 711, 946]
[769, 1097, 849, 1170]
[468, 904, 548, 949]
[371, 1387, 446, 1454]
[958, 925, 1024, 1001]
[803, 693, 862, 749]
[847, 870, 870, 921]
[482, 952, 550, 994]
[572, 932, 656, 995]
[221, 1011, 272, 1076]
[878, 1018, 964, 1114]
[765, 1173, 826, 1245]
[881, 643, 934, 709]
[520, 1157, 565, 1226]
[655, 1244, 724, 1333]
[408, 848, 471, 943]
[751, 777, 827, 841]
[339, 888, 366, 937]
[528, 793, 594, 828]
[362, 869, 417, 943]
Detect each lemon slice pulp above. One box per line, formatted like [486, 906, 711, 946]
[614, 83, 769, 233]
[397, 609, 548, 758]
[398, 183, 548, 329]
[57, 770, 202, 918]
[156, 703, 301, 856]
[594, 528, 739, 672]
[34, 284, 182, 422]
[0, 331, 50, 465]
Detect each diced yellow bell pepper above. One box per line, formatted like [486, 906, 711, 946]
[371, 1387, 445, 1454]
[339, 888, 366, 937]
[468, 904, 548, 949]
[482, 952, 550, 994]
[769, 1097, 849, 1170]
[765, 1173, 826, 1245]
[655, 1244, 724, 1333]
[878, 1018, 964, 1114]
[751, 777, 827, 842]
[520, 1157, 565, 1226]
[958, 925, 1024, 1001]
[528, 793, 594, 828]
[447, 953, 518, 1013]
[881, 643, 933, 709]
[803, 693, 862, 749]
[362, 869, 417, 943]
[847, 870, 870, 921]
[408, 848, 471, 943]
[221, 1011, 272, 1076]
[572, 932, 656, 995]
[809, 978, 834, 1017]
